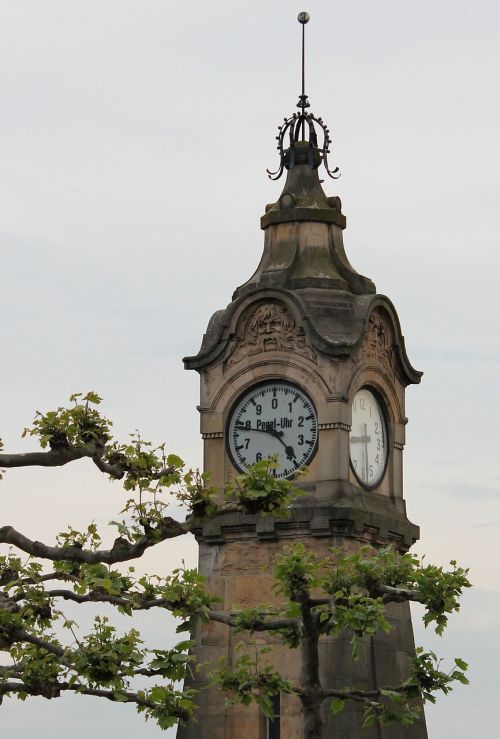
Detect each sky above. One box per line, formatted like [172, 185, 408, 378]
[0, 0, 499, 736]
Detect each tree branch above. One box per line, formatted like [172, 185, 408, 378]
[322, 684, 409, 703]
[0, 446, 96, 469]
[0, 519, 191, 565]
[0, 680, 190, 718]
[308, 597, 331, 607]
[0, 444, 177, 483]
[207, 610, 299, 631]
[373, 584, 424, 604]
[8, 628, 66, 659]
[37, 589, 171, 612]
[0, 594, 20, 613]
[14, 572, 80, 587]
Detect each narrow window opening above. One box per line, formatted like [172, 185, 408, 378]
[266, 693, 281, 739]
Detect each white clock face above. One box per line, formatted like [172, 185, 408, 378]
[349, 388, 388, 488]
[227, 381, 318, 479]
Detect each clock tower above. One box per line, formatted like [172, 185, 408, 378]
[179, 14, 426, 739]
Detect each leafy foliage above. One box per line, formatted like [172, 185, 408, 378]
[212, 643, 293, 718]
[224, 457, 300, 515]
[0, 393, 471, 734]
[22, 392, 112, 450]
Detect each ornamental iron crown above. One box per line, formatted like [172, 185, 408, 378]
[267, 12, 340, 182]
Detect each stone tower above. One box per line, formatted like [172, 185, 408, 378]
[179, 14, 426, 739]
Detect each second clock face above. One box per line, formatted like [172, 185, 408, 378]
[349, 387, 388, 488]
[227, 381, 318, 479]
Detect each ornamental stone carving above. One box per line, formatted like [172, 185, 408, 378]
[227, 302, 316, 366]
[352, 309, 394, 374]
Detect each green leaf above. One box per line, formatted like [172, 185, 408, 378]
[167, 454, 184, 468]
[113, 691, 129, 702]
[330, 697, 345, 715]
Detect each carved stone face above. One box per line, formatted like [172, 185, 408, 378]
[248, 304, 294, 353]
[367, 315, 386, 356]
[227, 301, 317, 366]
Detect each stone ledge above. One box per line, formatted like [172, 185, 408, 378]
[192, 499, 419, 551]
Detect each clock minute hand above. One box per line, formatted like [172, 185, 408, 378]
[363, 422, 369, 479]
[235, 424, 284, 437]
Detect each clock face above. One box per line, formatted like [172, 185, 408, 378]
[227, 381, 318, 479]
[349, 387, 388, 489]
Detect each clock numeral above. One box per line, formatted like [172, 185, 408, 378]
[229, 383, 318, 480]
[374, 422, 379, 434]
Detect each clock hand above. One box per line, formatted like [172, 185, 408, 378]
[267, 427, 297, 460]
[235, 424, 296, 460]
[350, 434, 371, 444]
[235, 424, 284, 436]
[363, 422, 369, 479]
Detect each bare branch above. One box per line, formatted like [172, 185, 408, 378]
[0, 594, 20, 613]
[374, 584, 424, 604]
[9, 628, 66, 659]
[322, 684, 408, 703]
[310, 586, 424, 606]
[92, 456, 175, 481]
[308, 597, 331, 607]
[0, 519, 191, 565]
[0, 680, 190, 717]
[15, 572, 80, 587]
[0, 665, 21, 678]
[207, 610, 299, 631]
[0, 446, 96, 470]
[0, 444, 176, 483]
[37, 589, 170, 612]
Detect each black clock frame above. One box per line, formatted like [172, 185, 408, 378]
[225, 379, 319, 479]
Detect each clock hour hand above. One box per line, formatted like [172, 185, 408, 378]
[350, 434, 371, 444]
[267, 427, 296, 460]
[235, 424, 295, 459]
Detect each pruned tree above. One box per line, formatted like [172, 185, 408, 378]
[0, 393, 470, 736]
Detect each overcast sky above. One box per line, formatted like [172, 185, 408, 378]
[1, 1, 499, 737]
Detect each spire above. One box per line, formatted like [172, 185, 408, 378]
[230, 12, 376, 298]
[267, 12, 340, 182]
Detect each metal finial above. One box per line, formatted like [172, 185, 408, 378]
[297, 12, 310, 114]
[266, 13, 340, 181]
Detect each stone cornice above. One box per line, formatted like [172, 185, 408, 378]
[192, 498, 420, 552]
